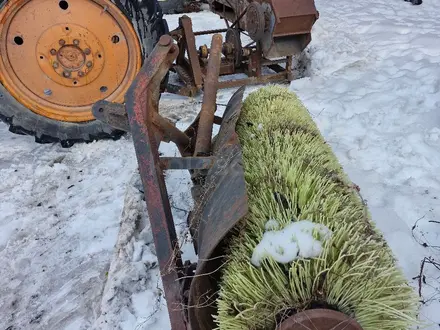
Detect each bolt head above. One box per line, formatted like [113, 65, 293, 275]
[63, 71, 71, 78]
[52, 62, 59, 69]
[59, 39, 66, 46]
[78, 71, 85, 77]
[159, 35, 172, 47]
[73, 39, 80, 45]
[86, 61, 93, 68]
[44, 89, 52, 96]
[50, 49, 57, 55]
[84, 48, 91, 55]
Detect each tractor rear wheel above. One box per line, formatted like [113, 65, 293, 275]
[0, 0, 168, 147]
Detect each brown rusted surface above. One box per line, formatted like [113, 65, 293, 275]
[170, 16, 298, 95]
[219, 61, 236, 76]
[0, 0, 141, 122]
[104, 34, 249, 330]
[92, 28, 251, 330]
[152, 112, 191, 151]
[262, 0, 318, 58]
[272, 0, 319, 35]
[188, 86, 248, 330]
[193, 34, 222, 156]
[208, 0, 318, 58]
[278, 309, 364, 330]
[124, 35, 188, 330]
[179, 16, 203, 89]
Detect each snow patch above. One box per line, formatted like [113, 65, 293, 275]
[265, 219, 280, 231]
[251, 220, 332, 267]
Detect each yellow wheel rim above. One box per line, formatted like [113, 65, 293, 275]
[0, 0, 142, 122]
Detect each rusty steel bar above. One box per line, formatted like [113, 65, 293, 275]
[179, 16, 203, 89]
[152, 112, 191, 151]
[124, 35, 187, 330]
[193, 34, 223, 156]
[194, 28, 228, 36]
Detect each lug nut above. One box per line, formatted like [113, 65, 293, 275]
[78, 71, 85, 77]
[73, 39, 80, 45]
[86, 61, 93, 68]
[84, 48, 91, 55]
[50, 49, 57, 55]
[63, 71, 71, 78]
[59, 39, 66, 46]
[53, 62, 59, 69]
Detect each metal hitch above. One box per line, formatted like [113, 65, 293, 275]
[92, 34, 248, 330]
[167, 0, 318, 97]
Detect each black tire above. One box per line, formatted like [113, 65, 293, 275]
[0, 0, 168, 147]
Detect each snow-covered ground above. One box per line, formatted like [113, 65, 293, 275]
[1, 0, 439, 329]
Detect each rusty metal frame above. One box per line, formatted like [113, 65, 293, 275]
[105, 34, 248, 330]
[168, 15, 295, 97]
[123, 35, 188, 330]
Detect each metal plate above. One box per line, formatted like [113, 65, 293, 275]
[188, 86, 248, 330]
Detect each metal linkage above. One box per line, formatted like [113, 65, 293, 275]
[193, 34, 223, 156]
[94, 34, 249, 330]
[167, 0, 318, 97]
[123, 35, 188, 330]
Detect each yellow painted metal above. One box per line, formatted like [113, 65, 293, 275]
[0, 0, 142, 122]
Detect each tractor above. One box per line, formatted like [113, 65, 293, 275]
[0, 0, 317, 146]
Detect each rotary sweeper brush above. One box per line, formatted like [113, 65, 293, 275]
[0, 0, 317, 146]
[91, 35, 419, 330]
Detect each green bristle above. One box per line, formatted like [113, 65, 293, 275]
[214, 86, 419, 330]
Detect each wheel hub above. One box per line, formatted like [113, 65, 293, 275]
[57, 45, 85, 70]
[0, 0, 141, 122]
[36, 23, 106, 88]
